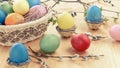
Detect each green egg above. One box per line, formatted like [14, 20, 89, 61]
[40, 34, 60, 53]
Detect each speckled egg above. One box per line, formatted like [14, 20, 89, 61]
[8, 43, 29, 63]
[109, 24, 120, 41]
[86, 5, 102, 23]
[40, 34, 60, 53]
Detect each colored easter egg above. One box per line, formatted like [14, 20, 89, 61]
[57, 12, 74, 30]
[40, 34, 60, 53]
[5, 13, 24, 25]
[109, 24, 120, 41]
[0, 1, 13, 15]
[25, 5, 47, 21]
[27, 0, 41, 8]
[86, 5, 102, 23]
[0, 10, 6, 25]
[13, 0, 29, 15]
[71, 33, 91, 51]
[9, 43, 29, 63]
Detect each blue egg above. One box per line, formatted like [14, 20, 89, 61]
[86, 5, 102, 23]
[9, 43, 29, 64]
[27, 0, 41, 8]
[0, 10, 6, 25]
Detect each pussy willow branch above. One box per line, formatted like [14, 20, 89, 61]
[73, 32, 106, 41]
[42, 0, 119, 23]
[30, 55, 49, 68]
[28, 46, 104, 61]
[45, 54, 104, 60]
[43, 0, 120, 15]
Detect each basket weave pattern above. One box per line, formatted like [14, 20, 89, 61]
[0, 9, 52, 46]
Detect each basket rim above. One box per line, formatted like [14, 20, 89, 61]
[0, 8, 52, 28]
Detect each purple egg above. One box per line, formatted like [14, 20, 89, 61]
[25, 5, 47, 20]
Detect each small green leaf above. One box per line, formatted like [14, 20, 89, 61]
[48, 17, 57, 25]
[100, 7, 103, 11]
[48, 17, 54, 23]
[84, 10, 87, 17]
[103, 18, 109, 22]
[113, 17, 118, 23]
[52, 20, 57, 25]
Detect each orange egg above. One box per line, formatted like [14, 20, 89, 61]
[5, 13, 24, 25]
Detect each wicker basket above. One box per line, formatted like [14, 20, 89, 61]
[0, 3, 52, 46]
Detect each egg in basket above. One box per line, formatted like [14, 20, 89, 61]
[0, 0, 52, 46]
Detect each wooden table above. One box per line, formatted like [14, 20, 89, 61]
[1, 0, 120, 68]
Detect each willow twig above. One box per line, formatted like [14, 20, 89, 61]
[30, 55, 49, 68]
[85, 32, 106, 41]
[28, 46, 42, 57]
[45, 54, 104, 61]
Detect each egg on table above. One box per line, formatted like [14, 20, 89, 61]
[40, 34, 60, 53]
[109, 24, 120, 41]
[7, 43, 30, 67]
[85, 5, 103, 30]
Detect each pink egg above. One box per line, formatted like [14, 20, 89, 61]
[109, 24, 120, 41]
[25, 5, 47, 21]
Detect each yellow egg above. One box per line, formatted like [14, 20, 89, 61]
[57, 12, 74, 29]
[13, 0, 29, 15]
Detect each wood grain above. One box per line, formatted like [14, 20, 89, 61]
[0, 0, 120, 68]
